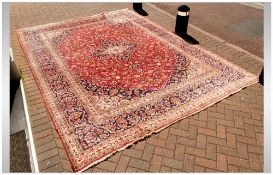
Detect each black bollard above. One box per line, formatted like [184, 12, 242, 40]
[133, 3, 148, 16]
[175, 5, 190, 36]
[175, 5, 199, 45]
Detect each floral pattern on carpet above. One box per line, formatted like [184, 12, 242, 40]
[17, 9, 257, 172]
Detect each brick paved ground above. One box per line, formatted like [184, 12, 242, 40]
[153, 3, 264, 58]
[10, 3, 264, 172]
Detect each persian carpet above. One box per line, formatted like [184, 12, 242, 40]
[17, 9, 258, 172]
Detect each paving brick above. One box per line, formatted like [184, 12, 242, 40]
[191, 114, 199, 120]
[158, 128, 169, 140]
[136, 169, 148, 172]
[207, 105, 217, 112]
[198, 111, 208, 121]
[170, 122, 180, 129]
[207, 116, 217, 130]
[247, 145, 263, 155]
[57, 148, 69, 160]
[186, 146, 205, 158]
[256, 133, 263, 146]
[128, 158, 150, 171]
[205, 168, 221, 172]
[25, 86, 39, 93]
[95, 161, 117, 172]
[52, 129, 59, 138]
[250, 108, 261, 120]
[179, 118, 189, 130]
[234, 116, 245, 129]
[196, 134, 206, 149]
[31, 117, 50, 128]
[217, 145, 238, 157]
[55, 138, 64, 149]
[216, 103, 225, 113]
[141, 144, 155, 161]
[198, 127, 216, 137]
[125, 166, 138, 172]
[29, 107, 46, 115]
[194, 165, 205, 172]
[206, 143, 216, 160]
[41, 163, 63, 172]
[33, 129, 53, 140]
[27, 93, 43, 102]
[32, 122, 51, 134]
[61, 159, 73, 172]
[183, 154, 194, 172]
[108, 152, 121, 162]
[226, 126, 245, 136]
[162, 157, 183, 170]
[35, 135, 55, 147]
[133, 140, 146, 150]
[243, 118, 263, 126]
[216, 153, 227, 172]
[207, 136, 226, 146]
[217, 118, 234, 127]
[234, 111, 251, 118]
[36, 140, 57, 155]
[232, 96, 241, 106]
[250, 104, 263, 110]
[245, 124, 256, 138]
[122, 148, 143, 159]
[228, 164, 240, 172]
[240, 102, 251, 113]
[225, 104, 241, 111]
[222, 99, 233, 105]
[195, 157, 216, 169]
[169, 128, 189, 137]
[227, 133, 237, 148]
[224, 109, 235, 120]
[236, 135, 257, 145]
[30, 112, 49, 122]
[149, 155, 162, 172]
[171, 168, 181, 172]
[115, 155, 130, 172]
[37, 148, 59, 162]
[259, 154, 263, 163]
[160, 166, 172, 172]
[208, 111, 225, 119]
[228, 156, 250, 168]
[165, 134, 177, 150]
[239, 167, 256, 172]
[28, 97, 45, 106]
[147, 137, 166, 148]
[217, 124, 226, 138]
[174, 144, 185, 161]
[92, 168, 106, 173]
[188, 119, 206, 127]
[248, 153, 263, 171]
[237, 142, 248, 159]
[177, 136, 196, 147]
[39, 155, 61, 171]
[26, 90, 41, 100]
[154, 147, 174, 158]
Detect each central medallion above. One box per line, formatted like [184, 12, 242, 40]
[92, 40, 135, 61]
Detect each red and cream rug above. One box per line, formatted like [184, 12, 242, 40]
[17, 9, 258, 172]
